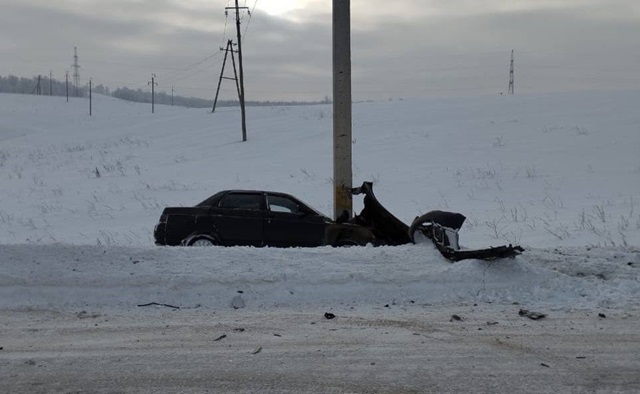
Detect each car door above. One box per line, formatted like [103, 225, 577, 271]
[210, 192, 265, 246]
[263, 194, 327, 247]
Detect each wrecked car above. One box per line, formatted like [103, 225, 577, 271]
[352, 182, 524, 261]
[154, 182, 523, 261]
[154, 189, 376, 247]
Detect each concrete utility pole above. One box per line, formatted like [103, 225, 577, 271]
[332, 0, 353, 220]
[508, 49, 515, 95]
[148, 74, 158, 113]
[225, 0, 249, 142]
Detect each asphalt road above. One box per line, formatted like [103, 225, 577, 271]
[2, 305, 640, 393]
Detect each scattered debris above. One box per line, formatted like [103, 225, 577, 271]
[233, 328, 245, 332]
[252, 346, 262, 355]
[384, 304, 390, 308]
[0, 346, 3, 350]
[450, 315, 463, 322]
[486, 321, 499, 326]
[540, 363, 550, 368]
[598, 313, 606, 318]
[273, 333, 282, 337]
[25, 359, 36, 366]
[324, 312, 336, 320]
[76, 311, 100, 319]
[231, 295, 245, 309]
[237, 290, 244, 294]
[519, 309, 546, 320]
[137, 302, 180, 309]
[213, 334, 227, 342]
[576, 356, 586, 359]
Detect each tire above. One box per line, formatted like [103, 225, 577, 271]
[188, 237, 216, 247]
[334, 239, 360, 247]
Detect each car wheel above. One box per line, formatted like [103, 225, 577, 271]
[188, 237, 216, 247]
[334, 239, 360, 247]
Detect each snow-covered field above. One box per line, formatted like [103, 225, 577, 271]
[1, 92, 639, 392]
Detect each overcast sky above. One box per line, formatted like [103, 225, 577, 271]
[1, 0, 639, 101]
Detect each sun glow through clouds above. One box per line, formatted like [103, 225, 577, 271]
[258, 0, 299, 16]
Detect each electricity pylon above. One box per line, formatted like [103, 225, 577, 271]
[73, 47, 81, 97]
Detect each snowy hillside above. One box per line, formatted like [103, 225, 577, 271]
[2, 92, 640, 393]
[1, 89, 639, 310]
[1, 91, 638, 249]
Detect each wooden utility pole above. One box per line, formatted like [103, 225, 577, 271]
[34, 75, 42, 95]
[148, 74, 158, 113]
[225, 0, 249, 142]
[65, 71, 69, 102]
[333, 0, 353, 220]
[89, 79, 92, 116]
[212, 40, 241, 113]
[171, 86, 174, 106]
[508, 49, 515, 95]
[49, 71, 53, 95]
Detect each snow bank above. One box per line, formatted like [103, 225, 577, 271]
[1, 244, 637, 311]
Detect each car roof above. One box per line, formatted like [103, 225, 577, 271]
[221, 190, 293, 197]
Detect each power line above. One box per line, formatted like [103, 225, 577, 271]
[222, 6, 230, 47]
[161, 52, 222, 82]
[159, 3, 234, 85]
[169, 57, 224, 83]
[242, 0, 258, 39]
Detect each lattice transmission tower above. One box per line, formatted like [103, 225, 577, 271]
[72, 47, 81, 97]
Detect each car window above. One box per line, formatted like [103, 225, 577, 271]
[267, 195, 304, 214]
[196, 191, 225, 207]
[218, 193, 263, 210]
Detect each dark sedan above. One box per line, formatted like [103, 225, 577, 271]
[154, 183, 523, 260]
[154, 189, 376, 247]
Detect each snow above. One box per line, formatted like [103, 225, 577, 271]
[1, 244, 638, 311]
[1, 92, 639, 392]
